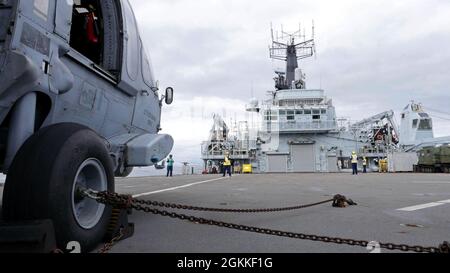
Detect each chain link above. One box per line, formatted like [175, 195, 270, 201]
[94, 191, 355, 213]
[98, 228, 125, 254]
[133, 196, 333, 213]
[89, 191, 449, 254]
[129, 204, 447, 253]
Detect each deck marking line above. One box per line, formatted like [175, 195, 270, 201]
[397, 199, 450, 212]
[411, 181, 450, 184]
[133, 177, 228, 198]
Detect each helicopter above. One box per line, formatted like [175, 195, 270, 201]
[0, 0, 174, 252]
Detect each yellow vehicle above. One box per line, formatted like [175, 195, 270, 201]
[379, 159, 388, 173]
[243, 164, 253, 174]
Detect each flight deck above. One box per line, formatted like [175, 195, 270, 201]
[5, 173, 447, 253]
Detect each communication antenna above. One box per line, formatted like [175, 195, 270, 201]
[312, 20, 317, 59]
[251, 80, 254, 98]
[269, 21, 316, 89]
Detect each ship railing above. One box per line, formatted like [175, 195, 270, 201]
[201, 150, 252, 160]
[201, 140, 257, 153]
[265, 121, 338, 132]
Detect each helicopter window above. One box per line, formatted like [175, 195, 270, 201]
[69, 0, 122, 78]
[70, 0, 103, 65]
[123, 0, 139, 80]
[142, 45, 155, 88]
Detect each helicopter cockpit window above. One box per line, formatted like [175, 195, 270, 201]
[142, 45, 154, 88]
[69, 0, 122, 78]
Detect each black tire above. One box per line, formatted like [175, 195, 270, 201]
[115, 167, 134, 178]
[2, 123, 114, 252]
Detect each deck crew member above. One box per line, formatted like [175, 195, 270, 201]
[351, 151, 359, 175]
[166, 155, 174, 177]
[223, 153, 232, 177]
[363, 157, 368, 173]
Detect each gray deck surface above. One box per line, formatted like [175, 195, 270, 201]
[1, 173, 449, 253]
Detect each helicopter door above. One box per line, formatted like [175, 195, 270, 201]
[69, 1, 103, 67]
[54, 0, 74, 42]
[67, 0, 122, 80]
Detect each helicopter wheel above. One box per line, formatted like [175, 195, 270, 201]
[2, 123, 114, 252]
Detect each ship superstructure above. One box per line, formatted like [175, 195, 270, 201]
[400, 102, 450, 151]
[201, 114, 257, 173]
[201, 25, 449, 174]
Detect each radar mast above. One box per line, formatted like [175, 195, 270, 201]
[269, 22, 316, 90]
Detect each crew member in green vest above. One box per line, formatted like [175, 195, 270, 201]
[166, 155, 174, 177]
[223, 153, 232, 177]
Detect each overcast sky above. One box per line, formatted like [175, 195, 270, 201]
[128, 0, 450, 171]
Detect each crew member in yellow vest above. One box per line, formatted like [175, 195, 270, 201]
[223, 153, 232, 177]
[363, 157, 368, 173]
[351, 151, 358, 175]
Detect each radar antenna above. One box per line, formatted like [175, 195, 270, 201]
[269, 22, 316, 90]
